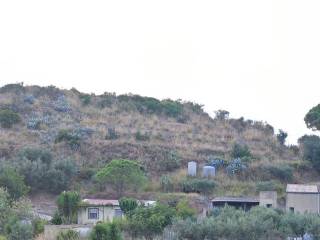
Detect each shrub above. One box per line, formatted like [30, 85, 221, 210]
[55, 130, 81, 150]
[0, 167, 29, 200]
[135, 131, 150, 141]
[214, 110, 229, 120]
[180, 178, 216, 194]
[277, 130, 288, 145]
[158, 150, 181, 172]
[51, 211, 63, 225]
[0, 109, 21, 128]
[160, 175, 173, 192]
[32, 218, 46, 237]
[56, 230, 79, 240]
[230, 143, 251, 159]
[119, 197, 138, 215]
[19, 148, 52, 165]
[208, 157, 225, 169]
[57, 191, 80, 224]
[299, 135, 320, 170]
[53, 95, 71, 113]
[79, 94, 91, 106]
[90, 222, 122, 240]
[161, 100, 183, 118]
[266, 165, 293, 182]
[176, 199, 196, 220]
[23, 95, 35, 104]
[4, 217, 33, 240]
[105, 127, 119, 140]
[226, 158, 247, 176]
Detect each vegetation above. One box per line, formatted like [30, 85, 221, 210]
[56, 191, 80, 224]
[277, 129, 288, 145]
[180, 178, 216, 194]
[299, 135, 320, 170]
[305, 104, 320, 130]
[95, 160, 147, 197]
[170, 206, 320, 240]
[90, 222, 122, 240]
[119, 197, 138, 215]
[0, 109, 21, 128]
[56, 230, 80, 240]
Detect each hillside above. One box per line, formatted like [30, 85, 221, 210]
[0, 83, 316, 201]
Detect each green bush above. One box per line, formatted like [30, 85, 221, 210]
[57, 191, 80, 224]
[176, 199, 196, 220]
[79, 94, 91, 106]
[90, 222, 122, 240]
[180, 178, 216, 194]
[160, 175, 173, 192]
[56, 230, 79, 240]
[0, 167, 29, 200]
[135, 131, 150, 141]
[0, 109, 21, 128]
[158, 150, 181, 172]
[119, 197, 138, 215]
[32, 218, 46, 237]
[18, 148, 52, 165]
[55, 130, 81, 150]
[231, 143, 251, 159]
[266, 165, 293, 182]
[299, 135, 320, 170]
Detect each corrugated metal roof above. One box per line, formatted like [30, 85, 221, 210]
[286, 184, 319, 193]
[212, 197, 259, 203]
[82, 199, 119, 206]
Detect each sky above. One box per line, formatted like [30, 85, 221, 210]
[0, 0, 320, 144]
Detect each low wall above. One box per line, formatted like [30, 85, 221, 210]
[44, 224, 93, 240]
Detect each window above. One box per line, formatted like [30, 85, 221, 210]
[88, 208, 99, 219]
[266, 204, 272, 208]
[289, 207, 294, 213]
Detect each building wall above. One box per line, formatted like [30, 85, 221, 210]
[259, 191, 277, 208]
[286, 193, 319, 214]
[77, 206, 118, 225]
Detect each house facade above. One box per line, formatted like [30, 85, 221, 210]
[286, 184, 320, 214]
[77, 199, 123, 225]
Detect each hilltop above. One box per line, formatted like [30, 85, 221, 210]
[0, 83, 316, 201]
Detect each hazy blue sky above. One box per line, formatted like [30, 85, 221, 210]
[1, 0, 320, 143]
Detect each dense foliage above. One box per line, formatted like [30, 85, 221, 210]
[0, 109, 21, 128]
[299, 135, 320, 170]
[56, 191, 81, 224]
[305, 104, 320, 130]
[95, 159, 147, 197]
[169, 206, 320, 240]
[90, 222, 122, 240]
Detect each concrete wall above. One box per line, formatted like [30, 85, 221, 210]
[286, 193, 319, 214]
[77, 206, 118, 225]
[44, 225, 92, 240]
[259, 191, 277, 208]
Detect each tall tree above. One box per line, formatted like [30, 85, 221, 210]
[95, 160, 146, 197]
[57, 191, 80, 224]
[305, 104, 320, 131]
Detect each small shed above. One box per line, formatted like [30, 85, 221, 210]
[212, 197, 259, 211]
[77, 199, 123, 225]
[188, 161, 197, 176]
[286, 184, 319, 214]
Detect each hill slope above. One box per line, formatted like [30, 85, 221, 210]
[0, 83, 314, 199]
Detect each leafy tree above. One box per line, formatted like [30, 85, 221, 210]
[119, 197, 138, 215]
[4, 217, 33, 240]
[95, 160, 147, 197]
[90, 222, 122, 240]
[277, 129, 288, 145]
[299, 135, 320, 170]
[0, 188, 11, 233]
[305, 104, 320, 130]
[126, 204, 176, 240]
[56, 191, 80, 224]
[0, 110, 21, 128]
[214, 110, 229, 121]
[0, 167, 29, 201]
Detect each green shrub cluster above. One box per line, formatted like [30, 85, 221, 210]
[180, 178, 216, 194]
[0, 109, 21, 128]
[90, 222, 122, 240]
[55, 129, 81, 150]
[135, 131, 150, 141]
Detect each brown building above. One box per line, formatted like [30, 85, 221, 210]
[286, 184, 320, 214]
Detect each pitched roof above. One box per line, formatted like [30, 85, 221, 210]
[82, 199, 119, 206]
[286, 184, 319, 193]
[212, 197, 259, 203]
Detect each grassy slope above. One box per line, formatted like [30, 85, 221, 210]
[0, 83, 317, 199]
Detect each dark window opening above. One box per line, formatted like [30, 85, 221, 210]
[266, 204, 272, 208]
[289, 207, 294, 213]
[88, 208, 99, 219]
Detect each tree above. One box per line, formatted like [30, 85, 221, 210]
[56, 191, 80, 224]
[214, 110, 229, 121]
[298, 135, 320, 170]
[231, 143, 251, 159]
[95, 160, 147, 197]
[0, 167, 29, 201]
[277, 130, 288, 145]
[119, 197, 138, 215]
[126, 204, 176, 240]
[176, 199, 196, 220]
[0, 188, 11, 233]
[305, 104, 320, 131]
[0, 110, 21, 128]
